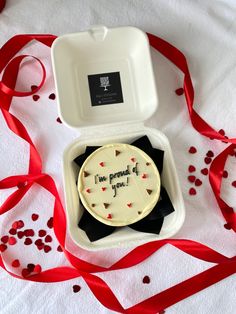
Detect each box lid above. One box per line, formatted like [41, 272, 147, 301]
[51, 26, 158, 129]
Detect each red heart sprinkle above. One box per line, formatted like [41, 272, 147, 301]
[24, 229, 34, 237]
[45, 235, 52, 243]
[44, 245, 52, 253]
[31, 213, 39, 221]
[189, 187, 197, 195]
[195, 179, 202, 186]
[131, 157, 135, 162]
[8, 237, 17, 245]
[188, 175, 196, 183]
[224, 223, 232, 230]
[35, 239, 43, 246]
[86, 188, 91, 193]
[49, 93, 56, 100]
[175, 87, 184, 96]
[188, 165, 196, 173]
[33, 264, 42, 273]
[33, 95, 40, 101]
[17, 231, 25, 239]
[47, 217, 53, 229]
[27, 263, 35, 272]
[142, 275, 150, 284]
[188, 146, 197, 154]
[17, 181, 28, 189]
[107, 214, 112, 219]
[204, 157, 212, 165]
[38, 230, 47, 237]
[12, 259, 20, 268]
[73, 285, 81, 293]
[56, 117, 62, 123]
[24, 238, 32, 245]
[17, 220, 24, 229]
[223, 170, 228, 178]
[0, 244, 7, 252]
[99, 162, 104, 167]
[31, 85, 38, 91]
[206, 150, 214, 157]
[57, 245, 63, 252]
[219, 129, 225, 136]
[142, 173, 147, 179]
[9, 228, 17, 235]
[232, 181, 236, 188]
[127, 203, 132, 208]
[22, 268, 30, 278]
[12, 221, 18, 229]
[201, 168, 208, 176]
[37, 244, 44, 251]
[102, 187, 106, 191]
[1, 235, 9, 243]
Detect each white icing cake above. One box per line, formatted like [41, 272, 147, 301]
[78, 143, 161, 226]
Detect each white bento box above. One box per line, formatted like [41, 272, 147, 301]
[51, 25, 185, 251]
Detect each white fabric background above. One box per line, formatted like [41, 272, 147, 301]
[0, 0, 236, 313]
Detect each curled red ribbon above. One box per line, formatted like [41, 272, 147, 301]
[0, 33, 235, 313]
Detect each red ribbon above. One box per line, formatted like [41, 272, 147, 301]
[0, 33, 235, 314]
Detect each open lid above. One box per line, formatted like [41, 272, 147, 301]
[51, 26, 158, 129]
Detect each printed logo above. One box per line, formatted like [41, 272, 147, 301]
[100, 76, 110, 91]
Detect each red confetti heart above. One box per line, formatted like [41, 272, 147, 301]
[0, 244, 7, 252]
[24, 238, 33, 245]
[9, 228, 17, 235]
[33, 95, 40, 101]
[24, 229, 34, 237]
[31, 213, 39, 221]
[224, 223, 232, 230]
[49, 93, 56, 100]
[17, 220, 24, 229]
[17, 231, 25, 239]
[189, 146, 197, 154]
[195, 179, 202, 186]
[12, 221, 18, 229]
[142, 173, 147, 179]
[99, 162, 104, 167]
[57, 245, 63, 252]
[201, 168, 208, 176]
[27, 263, 35, 272]
[206, 150, 214, 158]
[31, 85, 38, 91]
[188, 165, 196, 173]
[22, 268, 30, 278]
[101, 187, 106, 191]
[73, 285, 81, 293]
[17, 181, 28, 189]
[204, 157, 212, 165]
[127, 203, 132, 208]
[175, 87, 184, 96]
[219, 129, 225, 136]
[189, 187, 197, 195]
[38, 230, 47, 237]
[131, 157, 136, 162]
[44, 245, 52, 253]
[47, 217, 53, 229]
[1, 235, 9, 243]
[56, 117, 62, 123]
[107, 214, 112, 219]
[142, 276, 150, 284]
[223, 170, 228, 178]
[35, 239, 43, 246]
[8, 237, 17, 245]
[232, 181, 236, 188]
[12, 259, 20, 268]
[33, 264, 42, 273]
[37, 244, 44, 251]
[45, 235, 52, 243]
[188, 175, 196, 183]
[86, 188, 91, 193]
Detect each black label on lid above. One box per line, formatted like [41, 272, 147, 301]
[88, 72, 123, 106]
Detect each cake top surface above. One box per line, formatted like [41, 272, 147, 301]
[78, 143, 161, 226]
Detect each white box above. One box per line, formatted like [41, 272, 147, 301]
[51, 25, 185, 251]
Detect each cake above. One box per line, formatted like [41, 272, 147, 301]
[77, 143, 161, 226]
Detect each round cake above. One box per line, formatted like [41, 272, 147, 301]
[77, 143, 161, 226]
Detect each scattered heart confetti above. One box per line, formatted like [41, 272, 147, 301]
[224, 223, 232, 230]
[189, 146, 197, 154]
[219, 129, 225, 136]
[31, 85, 38, 91]
[206, 150, 214, 158]
[22, 268, 30, 278]
[188, 165, 196, 173]
[56, 117, 62, 123]
[49, 93, 56, 100]
[232, 181, 236, 188]
[73, 285, 81, 293]
[24, 238, 33, 245]
[127, 203, 132, 208]
[131, 157, 135, 162]
[8, 237, 17, 245]
[99, 162, 104, 167]
[175, 87, 184, 95]
[142, 275, 150, 284]
[17, 220, 24, 229]
[17, 231, 25, 239]
[31, 213, 39, 221]
[27, 263, 35, 272]
[24, 229, 34, 237]
[223, 170, 228, 178]
[12, 221, 18, 229]
[107, 214, 112, 219]
[189, 187, 197, 195]
[204, 157, 212, 165]
[44, 245, 52, 253]
[9, 228, 17, 235]
[45, 235, 52, 243]
[57, 245, 63, 252]
[201, 168, 208, 176]
[195, 179, 202, 186]
[47, 217, 53, 229]
[0, 244, 7, 252]
[188, 175, 196, 183]
[101, 187, 106, 192]
[33, 264, 42, 273]
[86, 188, 91, 193]
[17, 181, 28, 189]
[35, 239, 43, 246]
[33, 95, 40, 101]
[142, 173, 147, 179]
[11, 259, 20, 268]
[1, 235, 9, 243]
[38, 230, 47, 237]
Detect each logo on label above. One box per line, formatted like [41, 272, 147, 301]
[100, 76, 110, 91]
